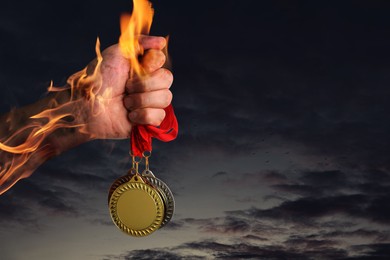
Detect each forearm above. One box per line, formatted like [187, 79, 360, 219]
[0, 89, 91, 194]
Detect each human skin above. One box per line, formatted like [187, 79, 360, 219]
[0, 35, 173, 194]
[86, 35, 173, 139]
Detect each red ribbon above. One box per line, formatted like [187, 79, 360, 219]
[130, 104, 178, 157]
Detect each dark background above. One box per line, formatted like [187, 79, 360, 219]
[1, 1, 390, 259]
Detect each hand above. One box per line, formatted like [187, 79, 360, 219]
[83, 36, 173, 139]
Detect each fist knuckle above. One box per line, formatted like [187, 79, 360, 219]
[156, 51, 166, 65]
[164, 69, 174, 86]
[142, 109, 165, 126]
[154, 114, 164, 125]
[157, 68, 173, 87]
[155, 118, 163, 126]
[159, 109, 166, 123]
[143, 110, 154, 124]
[164, 90, 173, 107]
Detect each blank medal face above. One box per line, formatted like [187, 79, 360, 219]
[117, 189, 158, 230]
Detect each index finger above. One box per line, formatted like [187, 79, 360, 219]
[139, 35, 166, 50]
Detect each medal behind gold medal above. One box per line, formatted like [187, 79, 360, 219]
[142, 170, 175, 227]
[109, 173, 164, 237]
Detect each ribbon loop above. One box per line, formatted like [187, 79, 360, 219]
[130, 104, 178, 157]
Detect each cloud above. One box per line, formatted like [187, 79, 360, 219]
[117, 167, 389, 260]
[272, 183, 319, 197]
[146, 164, 390, 260]
[200, 216, 251, 234]
[167, 1, 390, 169]
[0, 192, 35, 227]
[103, 249, 187, 260]
[104, 240, 390, 260]
[321, 229, 390, 242]
[161, 219, 186, 231]
[349, 243, 390, 259]
[105, 215, 389, 259]
[105, 240, 350, 260]
[212, 171, 228, 178]
[262, 171, 288, 183]
[0, 175, 81, 227]
[235, 189, 390, 227]
[276, 170, 350, 197]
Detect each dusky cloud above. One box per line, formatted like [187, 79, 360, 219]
[1, 1, 390, 259]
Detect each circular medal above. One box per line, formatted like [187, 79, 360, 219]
[142, 170, 175, 227]
[108, 174, 164, 236]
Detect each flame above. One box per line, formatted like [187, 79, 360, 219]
[0, 0, 155, 195]
[0, 39, 104, 195]
[119, 0, 154, 77]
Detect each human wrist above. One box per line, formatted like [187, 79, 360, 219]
[45, 88, 94, 154]
[0, 87, 92, 177]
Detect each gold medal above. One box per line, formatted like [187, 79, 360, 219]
[109, 172, 165, 236]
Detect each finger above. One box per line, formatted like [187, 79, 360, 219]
[124, 89, 172, 110]
[128, 108, 166, 126]
[140, 49, 166, 74]
[139, 35, 166, 50]
[126, 68, 173, 94]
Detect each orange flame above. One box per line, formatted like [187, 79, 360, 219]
[0, 0, 155, 195]
[119, 0, 154, 77]
[0, 39, 104, 195]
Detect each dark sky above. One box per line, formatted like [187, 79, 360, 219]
[1, 0, 390, 259]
